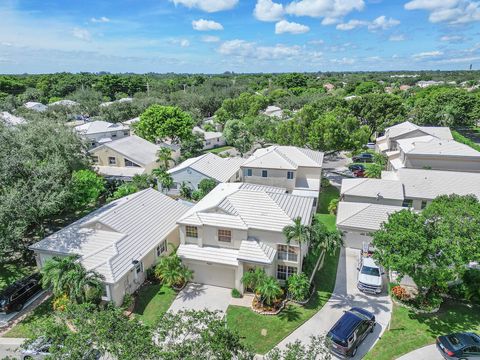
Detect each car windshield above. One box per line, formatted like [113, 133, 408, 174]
[327, 332, 347, 347]
[361, 266, 380, 276]
[447, 334, 464, 350]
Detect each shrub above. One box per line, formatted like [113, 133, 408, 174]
[256, 276, 283, 306]
[321, 177, 330, 188]
[448, 269, 480, 304]
[328, 198, 339, 214]
[53, 294, 70, 311]
[191, 190, 204, 201]
[241, 268, 267, 292]
[391, 285, 410, 301]
[287, 273, 311, 301]
[231, 288, 242, 298]
[122, 294, 134, 310]
[155, 253, 193, 289]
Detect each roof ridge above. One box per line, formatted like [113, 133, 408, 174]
[275, 147, 299, 168]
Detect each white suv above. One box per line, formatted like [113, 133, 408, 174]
[357, 257, 383, 294]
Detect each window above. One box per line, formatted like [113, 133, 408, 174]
[186, 226, 198, 238]
[402, 199, 413, 208]
[277, 265, 297, 280]
[246, 168, 252, 177]
[91, 142, 96, 147]
[102, 284, 110, 300]
[123, 131, 129, 136]
[206, 141, 211, 145]
[262, 170, 268, 178]
[108, 157, 116, 165]
[91, 156, 99, 163]
[218, 229, 232, 242]
[124, 158, 140, 167]
[278, 245, 299, 262]
[134, 261, 143, 278]
[421, 200, 428, 209]
[156, 241, 167, 257]
[287, 171, 294, 180]
[112, 134, 117, 138]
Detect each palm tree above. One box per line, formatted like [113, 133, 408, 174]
[256, 276, 282, 306]
[241, 268, 267, 293]
[155, 253, 193, 289]
[157, 148, 175, 170]
[41, 255, 80, 297]
[310, 221, 343, 255]
[67, 267, 105, 303]
[282, 217, 310, 245]
[152, 168, 173, 193]
[179, 181, 193, 199]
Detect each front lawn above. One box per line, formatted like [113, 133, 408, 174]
[317, 184, 340, 214]
[365, 301, 480, 360]
[315, 214, 337, 232]
[204, 146, 233, 155]
[226, 247, 340, 354]
[3, 298, 54, 338]
[0, 262, 34, 291]
[132, 283, 177, 326]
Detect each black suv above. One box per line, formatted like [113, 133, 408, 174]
[0, 273, 42, 314]
[352, 153, 374, 163]
[327, 307, 376, 358]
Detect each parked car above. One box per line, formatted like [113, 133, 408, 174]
[352, 153, 374, 163]
[366, 142, 376, 150]
[353, 169, 365, 178]
[0, 273, 42, 314]
[348, 164, 365, 172]
[357, 256, 383, 294]
[436, 332, 480, 359]
[327, 307, 376, 358]
[21, 337, 101, 360]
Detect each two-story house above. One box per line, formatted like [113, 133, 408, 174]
[176, 183, 315, 292]
[29, 189, 190, 306]
[89, 135, 179, 180]
[75, 120, 131, 148]
[241, 146, 324, 202]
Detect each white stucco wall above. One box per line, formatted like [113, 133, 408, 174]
[343, 194, 403, 207]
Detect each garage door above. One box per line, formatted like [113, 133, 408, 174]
[185, 261, 235, 288]
[344, 231, 372, 249]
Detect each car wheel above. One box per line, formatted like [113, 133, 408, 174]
[15, 303, 24, 312]
[370, 325, 375, 333]
[23, 356, 33, 360]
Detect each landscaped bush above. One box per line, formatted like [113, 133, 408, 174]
[231, 288, 242, 298]
[448, 269, 480, 304]
[328, 198, 339, 214]
[241, 268, 267, 293]
[391, 285, 410, 301]
[287, 273, 311, 302]
[52, 294, 70, 312]
[122, 294, 134, 310]
[154, 253, 193, 289]
[320, 177, 330, 188]
[256, 276, 283, 307]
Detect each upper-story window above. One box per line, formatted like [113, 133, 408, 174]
[108, 157, 116, 165]
[246, 168, 252, 177]
[277, 265, 297, 281]
[262, 170, 268, 178]
[91, 156, 99, 164]
[218, 229, 232, 243]
[287, 171, 294, 180]
[156, 240, 167, 257]
[125, 158, 141, 167]
[421, 200, 428, 209]
[123, 131, 129, 136]
[186, 226, 198, 238]
[278, 245, 299, 262]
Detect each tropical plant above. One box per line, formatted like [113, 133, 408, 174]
[364, 163, 383, 178]
[256, 276, 283, 306]
[241, 268, 267, 292]
[152, 168, 173, 192]
[198, 178, 217, 195]
[287, 273, 311, 301]
[157, 147, 175, 170]
[328, 198, 339, 214]
[179, 181, 193, 199]
[154, 253, 193, 289]
[108, 182, 138, 201]
[231, 288, 242, 298]
[283, 217, 310, 245]
[310, 220, 343, 255]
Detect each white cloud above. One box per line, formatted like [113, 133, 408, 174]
[308, 39, 324, 45]
[202, 35, 220, 42]
[275, 20, 310, 34]
[192, 19, 224, 31]
[389, 34, 406, 41]
[405, 0, 480, 24]
[218, 39, 301, 60]
[330, 57, 355, 64]
[91, 16, 110, 23]
[336, 15, 399, 31]
[254, 0, 284, 22]
[170, 38, 191, 47]
[436, 56, 480, 63]
[412, 50, 443, 59]
[170, 0, 238, 12]
[72, 27, 91, 41]
[285, 0, 365, 24]
[440, 35, 464, 42]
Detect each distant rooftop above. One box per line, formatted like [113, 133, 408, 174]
[242, 145, 324, 170]
[75, 120, 129, 135]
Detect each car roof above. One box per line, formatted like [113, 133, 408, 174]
[329, 308, 370, 339]
[0, 273, 39, 298]
[362, 257, 379, 267]
[456, 332, 480, 346]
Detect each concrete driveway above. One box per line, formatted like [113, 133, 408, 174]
[0, 291, 46, 328]
[397, 344, 442, 360]
[168, 283, 231, 314]
[276, 247, 392, 359]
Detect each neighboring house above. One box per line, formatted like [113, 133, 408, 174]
[100, 97, 133, 107]
[0, 111, 26, 126]
[262, 106, 283, 118]
[193, 126, 226, 150]
[49, 100, 79, 107]
[340, 178, 404, 206]
[176, 183, 315, 291]
[203, 116, 222, 132]
[75, 121, 131, 148]
[399, 85, 411, 91]
[323, 83, 335, 91]
[89, 135, 174, 180]
[123, 117, 140, 126]
[24, 102, 47, 112]
[416, 80, 444, 88]
[386, 135, 480, 172]
[29, 188, 189, 306]
[241, 145, 324, 201]
[166, 153, 245, 195]
[336, 202, 405, 249]
[375, 121, 453, 153]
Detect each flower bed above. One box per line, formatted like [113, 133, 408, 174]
[251, 296, 286, 315]
[390, 285, 441, 314]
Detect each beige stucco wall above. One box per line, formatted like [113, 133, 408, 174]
[241, 167, 296, 191]
[404, 155, 480, 172]
[90, 146, 158, 174]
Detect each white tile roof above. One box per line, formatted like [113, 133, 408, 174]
[177, 244, 239, 266]
[384, 121, 452, 140]
[91, 135, 160, 166]
[24, 102, 47, 112]
[168, 153, 245, 183]
[384, 168, 480, 200]
[262, 105, 283, 118]
[123, 117, 140, 125]
[397, 136, 480, 157]
[242, 146, 324, 170]
[30, 189, 189, 283]
[75, 121, 129, 135]
[178, 183, 314, 232]
[49, 99, 79, 107]
[341, 178, 404, 201]
[0, 112, 25, 126]
[237, 239, 276, 264]
[336, 202, 404, 232]
[238, 183, 286, 193]
[100, 98, 133, 107]
[193, 126, 224, 141]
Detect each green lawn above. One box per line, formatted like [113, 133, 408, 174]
[315, 214, 337, 232]
[0, 262, 34, 291]
[204, 146, 233, 155]
[132, 283, 177, 326]
[3, 298, 54, 338]
[317, 184, 340, 214]
[365, 301, 480, 360]
[226, 247, 340, 354]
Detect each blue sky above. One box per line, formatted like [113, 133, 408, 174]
[1, 0, 480, 73]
